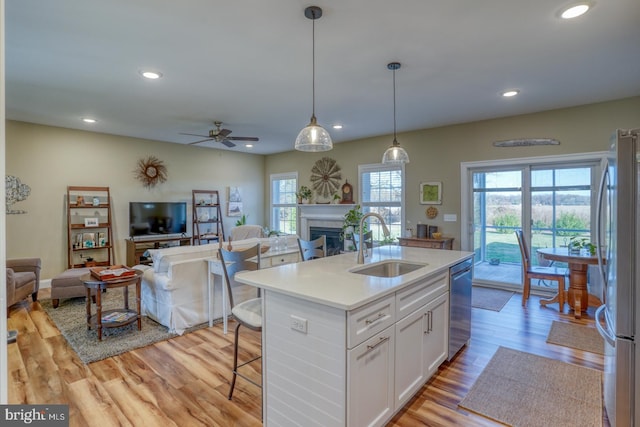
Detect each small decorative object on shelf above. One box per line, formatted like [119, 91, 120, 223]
[340, 180, 353, 204]
[296, 185, 313, 204]
[76, 195, 84, 205]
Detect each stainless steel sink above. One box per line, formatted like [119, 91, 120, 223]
[351, 260, 426, 278]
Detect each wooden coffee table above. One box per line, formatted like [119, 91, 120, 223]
[82, 269, 143, 341]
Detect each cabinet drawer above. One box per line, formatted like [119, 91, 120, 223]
[396, 271, 448, 320]
[267, 252, 300, 267]
[348, 295, 395, 348]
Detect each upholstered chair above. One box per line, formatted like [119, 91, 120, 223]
[6, 258, 41, 308]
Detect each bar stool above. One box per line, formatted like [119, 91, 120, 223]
[218, 243, 262, 400]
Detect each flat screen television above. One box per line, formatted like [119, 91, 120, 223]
[129, 202, 187, 237]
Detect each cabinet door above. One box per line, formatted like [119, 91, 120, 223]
[347, 327, 395, 427]
[394, 307, 427, 408]
[423, 292, 449, 377]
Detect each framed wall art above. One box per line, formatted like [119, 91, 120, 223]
[420, 181, 442, 205]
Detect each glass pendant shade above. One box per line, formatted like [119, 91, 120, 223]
[295, 115, 333, 152]
[382, 139, 410, 164]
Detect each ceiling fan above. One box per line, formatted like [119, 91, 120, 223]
[180, 121, 259, 147]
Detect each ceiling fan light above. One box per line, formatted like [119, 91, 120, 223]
[295, 116, 333, 152]
[382, 141, 410, 164]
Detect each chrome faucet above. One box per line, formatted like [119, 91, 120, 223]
[357, 212, 390, 264]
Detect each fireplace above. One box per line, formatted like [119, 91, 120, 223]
[310, 226, 342, 256]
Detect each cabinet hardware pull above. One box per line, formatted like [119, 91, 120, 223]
[365, 312, 386, 325]
[366, 336, 389, 351]
[428, 310, 433, 332]
[424, 311, 432, 334]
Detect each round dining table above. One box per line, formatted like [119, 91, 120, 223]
[537, 247, 604, 319]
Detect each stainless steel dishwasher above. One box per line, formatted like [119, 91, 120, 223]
[449, 258, 473, 360]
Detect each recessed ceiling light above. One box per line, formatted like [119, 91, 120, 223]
[502, 90, 520, 98]
[560, 3, 591, 19]
[245, 144, 254, 148]
[332, 125, 343, 130]
[82, 118, 97, 123]
[140, 70, 163, 79]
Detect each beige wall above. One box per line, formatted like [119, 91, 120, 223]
[6, 121, 265, 279]
[265, 96, 640, 248]
[6, 97, 639, 279]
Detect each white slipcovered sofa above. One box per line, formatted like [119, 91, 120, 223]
[136, 236, 297, 335]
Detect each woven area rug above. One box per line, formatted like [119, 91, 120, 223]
[546, 321, 604, 355]
[41, 291, 207, 364]
[471, 287, 514, 311]
[459, 346, 602, 426]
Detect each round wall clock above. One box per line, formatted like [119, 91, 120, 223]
[310, 157, 342, 199]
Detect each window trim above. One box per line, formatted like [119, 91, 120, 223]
[270, 172, 298, 234]
[358, 162, 406, 239]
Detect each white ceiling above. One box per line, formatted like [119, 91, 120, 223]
[5, 0, 640, 155]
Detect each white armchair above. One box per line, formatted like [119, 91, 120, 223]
[137, 244, 220, 334]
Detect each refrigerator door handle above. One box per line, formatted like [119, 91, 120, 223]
[595, 162, 609, 300]
[595, 304, 616, 347]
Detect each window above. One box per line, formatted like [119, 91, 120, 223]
[461, 152, 604, 288]
[359, 163, 405, 241]
[270, 172, 298, 235]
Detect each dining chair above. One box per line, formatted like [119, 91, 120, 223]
[515, 230, 567, 308]
[218, 243, 262, 400]
[353, 231, 373, 253]
[298, 235, 327, 261]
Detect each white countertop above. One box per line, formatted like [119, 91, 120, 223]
[235, 245, 473, 310]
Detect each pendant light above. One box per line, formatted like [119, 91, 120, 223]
[295, 6, 333, 152]
[382, 62, 410, 164]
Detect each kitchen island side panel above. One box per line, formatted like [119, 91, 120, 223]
[264, 290, 347, 427]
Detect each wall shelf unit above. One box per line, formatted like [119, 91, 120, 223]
[192, 189, 225, 245]
[67, 186, 114, 269]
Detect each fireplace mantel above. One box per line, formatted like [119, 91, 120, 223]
[299, 204, 356, 240]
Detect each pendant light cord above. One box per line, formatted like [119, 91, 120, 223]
[393, 67, 397, 143]
[312, 13, 316, 119]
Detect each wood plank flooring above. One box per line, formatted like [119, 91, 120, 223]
[8, 288, 610, 426]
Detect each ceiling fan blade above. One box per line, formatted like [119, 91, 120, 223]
[221, 139, 236, 148]
[180, 132, 210, 138]
[227, 136, 259, 142]
[219, 129, 232, 137]
[188, 138, 214, 145]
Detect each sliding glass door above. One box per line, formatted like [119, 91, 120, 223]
[465, 155, 601, 290]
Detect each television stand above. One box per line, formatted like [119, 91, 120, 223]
[126, 236, 192, 266]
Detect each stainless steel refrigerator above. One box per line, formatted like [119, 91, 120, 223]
[595, 128, 640, 427]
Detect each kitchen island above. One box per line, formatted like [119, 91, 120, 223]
[235, 245, 473, 427]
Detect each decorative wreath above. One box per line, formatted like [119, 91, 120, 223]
[310, 157, 342, 198]
[134, 156, 168, 188]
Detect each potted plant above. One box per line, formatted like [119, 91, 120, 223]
[569, 236, 597, 255]
[341, 205, 367, 251]
[332, 193, 341, 204]
[296, 186, 313, 204]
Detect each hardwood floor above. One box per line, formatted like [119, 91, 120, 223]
[8, 288, 610, 426]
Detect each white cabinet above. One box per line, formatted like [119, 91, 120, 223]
[423, 292, 449, 377]
[395, 290, 449, 409]
[347, 327, 395, 427]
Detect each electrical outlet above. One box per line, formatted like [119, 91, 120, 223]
[290, 315, 308, 334]
[444, 214, 457, 222]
